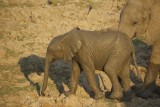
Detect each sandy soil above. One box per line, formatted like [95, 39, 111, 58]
[0, 0, 160, 107]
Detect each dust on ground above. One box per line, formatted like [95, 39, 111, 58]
[0, 0, 160, 107]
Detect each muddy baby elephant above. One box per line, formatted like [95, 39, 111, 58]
[41, 28, 136, 100]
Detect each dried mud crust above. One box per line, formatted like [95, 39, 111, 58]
[0, 0, 160, 107]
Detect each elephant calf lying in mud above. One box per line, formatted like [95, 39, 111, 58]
[41, 28, 137, 101]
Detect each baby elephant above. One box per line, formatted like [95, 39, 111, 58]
[41, 28, 136, 100]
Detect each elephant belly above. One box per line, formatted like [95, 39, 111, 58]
[94, 56, 109, 71]
[92, 51, 111, 71]
[94, 62, 106, 71]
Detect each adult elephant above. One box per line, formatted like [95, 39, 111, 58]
[118, 0, 160, 98]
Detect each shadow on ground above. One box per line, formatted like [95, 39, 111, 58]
[132, 39, 152, 68]
[18, 55, 44, 95]
[18, 54, 103, 98]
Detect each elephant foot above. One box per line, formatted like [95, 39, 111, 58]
[122, 90, 135, 102]
[137, 88, 153, 99]
[136, 84, 156, 99]
[110, 91, 123, 100]
[94, 92, 105, 100]
[64, 91, 75, 97]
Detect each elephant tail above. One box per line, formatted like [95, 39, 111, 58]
[41, 54, 52, 96]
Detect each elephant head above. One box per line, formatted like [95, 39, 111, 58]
[41, 28, 82, 96]
[119, 0, 160, 98]
[118, 0, 150, 39]
[118, 0, 159, 41]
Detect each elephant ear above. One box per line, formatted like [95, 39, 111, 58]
[60, 28, 82, 62]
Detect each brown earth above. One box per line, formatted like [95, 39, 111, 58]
[0, 0, 160, 107]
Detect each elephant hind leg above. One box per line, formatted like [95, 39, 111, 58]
[118, 57, 134, 101]
[103, 50, 132, 100]
[104, 56, 126, 99]
[104, 65, 123, 100]
[118, 57, 131, 92]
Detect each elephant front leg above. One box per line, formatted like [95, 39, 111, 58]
[64, 58, 80, 97]
[82, 64, 104, 99]
[140, 41, 160, 98]
[144, 42, 160, 85]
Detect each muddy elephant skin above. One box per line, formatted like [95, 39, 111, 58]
[41, 28, 136, 100]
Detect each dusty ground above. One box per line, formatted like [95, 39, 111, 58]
[0, 0, 160, 107]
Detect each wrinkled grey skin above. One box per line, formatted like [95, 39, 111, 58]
[119, 0, 160, 98]
[41, 28, 136, 100]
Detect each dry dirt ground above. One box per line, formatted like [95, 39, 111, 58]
[0, 0, 160, 107]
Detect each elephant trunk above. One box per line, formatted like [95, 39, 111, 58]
[41, 55, 52, 96]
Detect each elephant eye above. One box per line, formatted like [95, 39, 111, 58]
[132, 21, 138, 25]
[131, 20, 140, 25]
[130, 17, 141, 25]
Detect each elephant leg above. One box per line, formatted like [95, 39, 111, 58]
[144, 41, 160, 85]
[119, 57, 133, 101]
[104, 61, 124, 99]
[139, 41, 160, 98]
[144, 62, 160, 87]
[64, 58, 81, 97]
[104, 65, 123, 99]
[82, 64, 104, 99]
[119, 68, 131, 93]
[104, 51, 131, 100]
